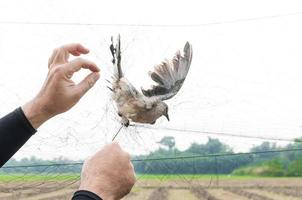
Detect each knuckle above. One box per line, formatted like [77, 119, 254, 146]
[56, 46, 64, 54]
[127, 174, 136, 186]
[59, 45, 66, 50]
[48, 62, 54, 69]
[130, 163, 135, 170]
[83, 157, 91, 166]
[124, 152, 131, 160]
[52, 66, 64, 75]
[83, 158, 89, 164]
[74, 43, 81, 48]
[111, 142, 121, 149]
[75, 58, 93, 67]
[131, 175, 137, 185]
[52, 48, 59, 54]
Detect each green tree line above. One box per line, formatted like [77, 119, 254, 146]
[2, 137, 302, 176]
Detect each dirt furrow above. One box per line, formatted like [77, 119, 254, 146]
[264, 187, 302, 198]
[208, 189, 250, 200]
[21, 189, 74, 200]
[0, 192, 13, 200]
[168, 189, 198, 200]
[224, 188, 274, 200]
[148, 187, 168, 200]
[191, 187, 219, 200]
[123, 189, 153, 200]
[246, 189, 301, 200]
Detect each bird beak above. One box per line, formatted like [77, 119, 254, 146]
[164, 113, 170, 121]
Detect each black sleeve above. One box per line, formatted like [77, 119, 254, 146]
[0, 107, 36, 167]
[72, 190, 103, 200]
[0, 109, 103, 200]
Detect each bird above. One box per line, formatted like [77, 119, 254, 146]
[108, 35, 193, 127]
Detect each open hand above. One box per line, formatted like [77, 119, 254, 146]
[22, 43, 100, 129]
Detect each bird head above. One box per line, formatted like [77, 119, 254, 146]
[158, 102, 169, 121]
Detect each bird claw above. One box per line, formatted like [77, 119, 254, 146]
[121, 116, 130, 127]
[122, 121, 129, 127]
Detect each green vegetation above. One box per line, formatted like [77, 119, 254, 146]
[135, 137, 302, 176]
[0, 173, 265, 183]
[232, 139, 302, 177]
[0, 173, 79, 182]
[233, 159, 285, 176]
[287, 158, 302, 176]
[233, 157, 302, 177]
[2, 136, 302, 177]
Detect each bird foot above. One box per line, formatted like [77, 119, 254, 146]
[121, 117, 130, 127]
[121, 121, 129, 127]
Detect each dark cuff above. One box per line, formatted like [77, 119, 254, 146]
[15, 107, 36, 135]
[72, 190, 103, 200]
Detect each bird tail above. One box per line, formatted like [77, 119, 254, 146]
[110, 35, 123, 80]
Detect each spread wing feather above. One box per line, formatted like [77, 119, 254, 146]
[142, 42, 193, 101]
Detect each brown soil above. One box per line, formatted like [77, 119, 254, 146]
[148, 187, 168, 200]
[1, 178, 302, 200]
[135, 178, 302, 188]
[208, 189, 250, 200]
[225, 188, 274, 200]
[122, 189, 153, 200]
[168, 189, 198, 200]
[246, 189, 301, 200]
[190, 187, 219, 200]
[21, 189, 74, 200]
[264, 186, 302, 198]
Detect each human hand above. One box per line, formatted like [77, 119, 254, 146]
[22, 43, 100, 129]
[79, 142, 136, 200]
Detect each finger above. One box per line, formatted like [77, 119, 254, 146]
[66, 58, 100, 75]
[62, 43, 90, 56]
[74, 72, 100, 97]
[50, 43, 90, 66]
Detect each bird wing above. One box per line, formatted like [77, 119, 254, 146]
[110, 35, 155, 111]
[115, 78, 156, 109]
[116, 78, 141, 99]
[141, 42, 193, 101]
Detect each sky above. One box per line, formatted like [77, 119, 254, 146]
[1, 0, 302, 160]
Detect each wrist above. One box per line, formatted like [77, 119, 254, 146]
[79, 184, 116, 200]
[21, 98, 52, 129]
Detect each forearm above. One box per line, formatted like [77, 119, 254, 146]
[0, 107, 36, 167]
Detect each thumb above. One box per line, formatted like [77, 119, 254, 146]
[74, 72, 100, 97]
